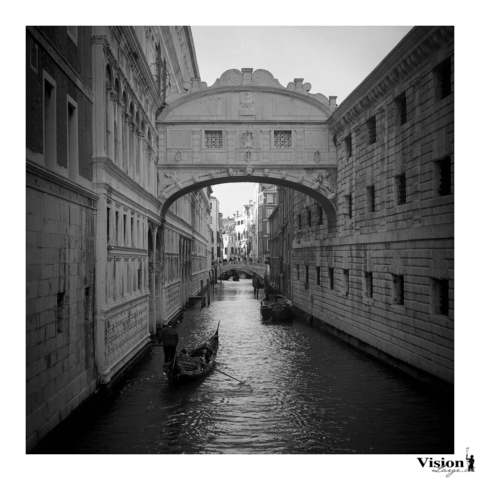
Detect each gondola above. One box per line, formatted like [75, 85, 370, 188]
[163, 323, 219, 384]
[260, 294, 294, 322]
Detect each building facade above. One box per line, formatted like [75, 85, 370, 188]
[270, 26, 454, 384]
[26, 26, 213, 452]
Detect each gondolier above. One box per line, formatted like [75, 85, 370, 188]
[158, 322, 179, 364]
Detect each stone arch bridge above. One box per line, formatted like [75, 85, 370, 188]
[156, 68, 339, 226]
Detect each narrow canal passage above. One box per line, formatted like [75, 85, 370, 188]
[35, 279, 453, 454]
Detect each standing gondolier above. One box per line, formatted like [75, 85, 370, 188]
[158, 322, 179, 364]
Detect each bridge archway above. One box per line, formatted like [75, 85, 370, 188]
[156, 68, 339, 226]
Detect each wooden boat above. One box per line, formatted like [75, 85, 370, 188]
[232, 274, 240, 281]
[260, 294, 294, 322]
[163, 323, 219, 384]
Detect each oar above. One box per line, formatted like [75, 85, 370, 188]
[212, 362, 246, 384]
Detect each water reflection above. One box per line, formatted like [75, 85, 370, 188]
[35, 279, 453, 454]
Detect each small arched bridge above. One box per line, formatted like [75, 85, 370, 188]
[215, 260, 267, 279]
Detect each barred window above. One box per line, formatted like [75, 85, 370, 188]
[366, 186, 375, 213]
[343, 269, 349, 297]
[317, 204, 324, 225]
[392, 274, 404, 305]
[345, 134, 352, 158]
[434, 58, 452, 100]
[431, 278, 449, 316]
[366, 116, 377, 145]
[274, 130, 292, 149]
[396, 173, 407, 205]
[306, 208, 311, 227]
[345, 195, 353, 218]
[436, 156, 452, 196]
[329, 267, 334, 290]
[365, 271, 373, 298]
[205, 130, 223, 149]
[395, 92, 407, 125]
[316, 266, 320, 286]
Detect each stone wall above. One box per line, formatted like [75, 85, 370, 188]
[289, 27, 454, 383]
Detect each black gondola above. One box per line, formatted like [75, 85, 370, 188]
[260, 294, 294, 322]
[163, 323, 219, 384]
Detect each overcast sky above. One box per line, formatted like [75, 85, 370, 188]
[191, 26, 413, 218]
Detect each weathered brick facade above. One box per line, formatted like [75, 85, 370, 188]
[272, 27, 454, 384]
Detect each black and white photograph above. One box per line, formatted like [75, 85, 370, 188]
[12, 3, 478, 478]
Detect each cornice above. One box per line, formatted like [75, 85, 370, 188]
[328, 26, 454, 136]
[93, 157, 161, 211]
[27, 160, 99, 206]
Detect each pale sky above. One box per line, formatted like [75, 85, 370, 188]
[192, 26, 413, 218]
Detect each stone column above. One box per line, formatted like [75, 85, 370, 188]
[107, 90, 116, 161]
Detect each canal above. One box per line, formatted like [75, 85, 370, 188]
[34, 278, 453, 454]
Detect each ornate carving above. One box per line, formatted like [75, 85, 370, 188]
[280, 171, 288, 179]
[208, 171, 215, 179]
[245, 150, 252, 162]
[245, 166, 253, 176]
[164, 172, 183, 189]
[242, 130, 254, 149]
[240, 92, 255, 110]
[264, 169, 270, 177]
[313, 171, 336, 199]
[228, 168, 234, 177]
[191, 175, 199, 183]
[313, 151, 321, 163]
[174, 150, 182, 163]
[297, 175, 305, 184]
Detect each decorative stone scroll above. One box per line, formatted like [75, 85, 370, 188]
[174, 151, 182, 163]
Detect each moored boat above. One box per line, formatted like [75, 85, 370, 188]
[163, 323, 219, 384]
[260, 294, 294, 322]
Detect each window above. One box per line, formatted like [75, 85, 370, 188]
[366, 116, 377, 144]
[342, 269, 349, 297]
[316, 266, 320, 286]
[436, 156, 452, 196]
[297, 265, 300, 280]
[392, 274, 404, 305]
[298, 213, 302, 230]
[56, 292, 65, 333]
[84, 287, 91, 322]
[123, 214, 127, 245]
[329, 268, 334, 290]
[345, 195, 352, 219]
[317, 204, 324, 225]
[396, 173, 407, 205]
[366, 186, 375, 213]
[115, 211, 119, 244]
[345, 134, 352, 158]
[365, 271, 373, 298]
[395, 92, 407, 125]
[306, 208, 311, 227]
[431, 278, 449, 316]
[67, 98, 78, 180]
[266, 194, 274, 204]
[205, 130, 223, 148]
[131, 218, 134, 247]
[107, 207, 111, 243]
[434, 58, 452, 100]
[305, 265, 309, 286]
[43, 73, 57, 167]
[274, 130, 292, 149]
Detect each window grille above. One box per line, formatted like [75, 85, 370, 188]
[297, 265, 300, 280]
[329, 267, 334, 290]
[435, 58, 452, 100]
[367, 186, 375, 213]
[392, 274, 404, 305]
[316, 266, 320, 286]
[432, 278, 449, 316]
[437, 156, 452, 196]
[345, 134, 352, 158]
[305, 266, 309, 286]
[205, 130, 223, 149]
[345, 195, 353, 218]
[298, 213, 302, 230]
[396, 173, 407, 205]
[365, 271, 373, 298]
[307, 208, 311, 227]
[317, 204, 324, 225]
[343, 269, 349, 297]
[366, 116, 377, 145]
[395, 92, 407, 125]
[274, 131, 292, 149]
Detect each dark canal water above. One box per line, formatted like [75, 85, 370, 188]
[35, 279, 453, 454]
